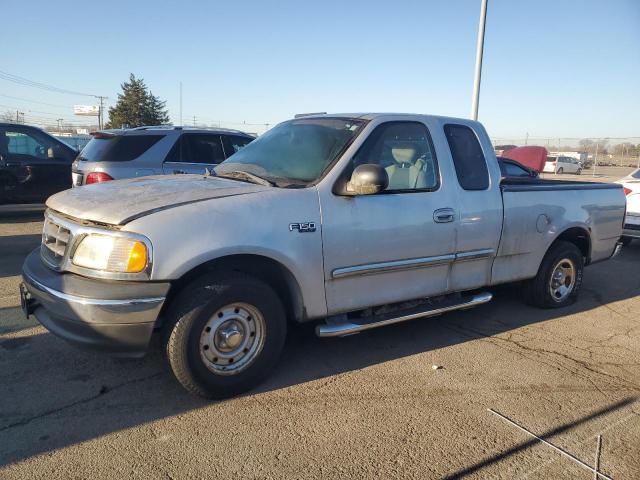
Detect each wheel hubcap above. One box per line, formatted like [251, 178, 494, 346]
[549, 258, 576, 301]
[199, 302, 265, 375]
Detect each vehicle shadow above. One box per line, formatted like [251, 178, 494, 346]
[0, 234, 41, 278]
[0, 244, 639, 467]
[0, 207, 45, 223]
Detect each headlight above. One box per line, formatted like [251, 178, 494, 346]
[72, 234, 149, 273]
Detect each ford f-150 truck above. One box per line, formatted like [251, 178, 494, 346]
[20, 113, 626, 398]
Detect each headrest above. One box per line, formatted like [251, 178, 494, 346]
[391, 142, 418, 165]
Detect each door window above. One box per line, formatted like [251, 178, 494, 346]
[444, 124, 489, 190]
[223, 135, 253, 158]
[349, 122, 438, 192]
[5, 130, 56, 159]
[183, 134, 225, 164]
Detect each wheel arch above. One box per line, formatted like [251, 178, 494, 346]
[551, 226, 591, 264]
[160, 253, 306, 327]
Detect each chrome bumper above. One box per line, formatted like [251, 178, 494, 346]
[21, 248, 170, 357]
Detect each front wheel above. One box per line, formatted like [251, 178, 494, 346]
[557, 167, 564, 174]
[522, 241, 584, 308]
[164, 272, 287, 399]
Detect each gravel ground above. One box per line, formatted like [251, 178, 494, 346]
[1, 171, 639, 479]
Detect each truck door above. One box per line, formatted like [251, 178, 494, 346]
[319, 121, 459, 314]
[443, 123, 502, 291]
[0, 126, 71, 202]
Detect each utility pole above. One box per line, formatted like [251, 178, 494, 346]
[93, 95, 107, 130]
[593, 141, 599, 177]
[57, 118, 63, 132]
[15, 110, 24, 124]
[471, 0, 489, 120]
[193, 115, 196, 127]
[525, 132, 529, 146]
[179, 81, 183, 126]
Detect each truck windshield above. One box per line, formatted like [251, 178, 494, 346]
[215, 118, 365, 185]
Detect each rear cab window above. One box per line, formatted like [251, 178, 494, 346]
[444, 124, 489, 190]
[79, 134, 163, 162]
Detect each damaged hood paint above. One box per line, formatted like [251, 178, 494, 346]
[46, 174, 269, 225]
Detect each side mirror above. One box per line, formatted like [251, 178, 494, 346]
[343, 164, 389, 196]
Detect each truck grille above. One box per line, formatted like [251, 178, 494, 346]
[41, 216, 72, 268]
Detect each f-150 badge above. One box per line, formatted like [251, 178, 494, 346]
[289, 222, 316, 233]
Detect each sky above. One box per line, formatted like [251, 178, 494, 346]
[1, 0, 639, 140]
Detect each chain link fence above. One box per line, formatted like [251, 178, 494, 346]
[491, 136, 640, 169]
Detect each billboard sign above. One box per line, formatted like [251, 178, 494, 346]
[73, 105, 99, 116]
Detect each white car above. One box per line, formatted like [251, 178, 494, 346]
[543, 155, 583, 174]
[617, 168, 640, 244]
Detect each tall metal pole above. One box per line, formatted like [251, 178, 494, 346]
[179, 81, 183, 126]
[471, 0, 489, 120]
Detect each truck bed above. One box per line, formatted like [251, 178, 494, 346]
[492, 178, 624, 285]
[500, 177, 623, 191]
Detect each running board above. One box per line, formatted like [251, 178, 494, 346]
[315, 292, 493, 338]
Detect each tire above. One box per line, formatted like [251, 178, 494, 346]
[522, 241, 584, 308]
[557, 167, 564, 174]
[620, 236, 632, 247]
[163, 272, 287, 399]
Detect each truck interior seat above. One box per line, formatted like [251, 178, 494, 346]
[385, 144, 428, 190]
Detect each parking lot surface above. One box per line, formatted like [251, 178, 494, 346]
[1, 169, 639, 479]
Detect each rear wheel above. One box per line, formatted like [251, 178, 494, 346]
[523, 241, 583, 308]
[164, 272, 287, 399]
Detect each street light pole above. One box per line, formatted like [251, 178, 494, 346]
[471, 0, 489, 120]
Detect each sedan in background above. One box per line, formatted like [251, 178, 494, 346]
[617, 168, 640, 245]
[543, 155, 582, 174]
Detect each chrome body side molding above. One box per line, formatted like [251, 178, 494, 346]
[331, 249, 495, 279]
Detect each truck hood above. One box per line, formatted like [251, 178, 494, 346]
[46, 174, 270, 225]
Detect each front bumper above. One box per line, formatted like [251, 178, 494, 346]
[21, 248, 170, 357]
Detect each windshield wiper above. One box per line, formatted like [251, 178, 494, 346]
[214, 170, 276, 187]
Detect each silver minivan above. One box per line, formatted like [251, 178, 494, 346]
[71, 126, 254, 186]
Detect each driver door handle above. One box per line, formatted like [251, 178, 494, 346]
[434, 208, 456, 223]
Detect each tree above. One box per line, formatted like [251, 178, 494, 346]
[106, 74, 169, 128]
[0, 110, 15, 122]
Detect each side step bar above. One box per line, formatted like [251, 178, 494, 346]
[316, 292, 493, 338]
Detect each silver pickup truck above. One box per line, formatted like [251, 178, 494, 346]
[20, 113, 626, 398]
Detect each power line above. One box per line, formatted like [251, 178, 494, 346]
[0, 93, 73, 109]
[0, 69, 99, 97]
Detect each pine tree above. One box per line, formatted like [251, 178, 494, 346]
[144, 91, 170, 126]
[106, 74, 170, 128]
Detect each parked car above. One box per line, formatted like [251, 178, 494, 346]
[616, 168, 640, 244]
[497, 157, 539, 179]
[0, 123, 78, 204]
[543, 155, 582, 174]
[71, 126, 254, 186]
[21, 113, 626, 398]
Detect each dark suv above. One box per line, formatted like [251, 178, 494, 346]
[71, 126, 255, 186]
[0, 123, 78, 204]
